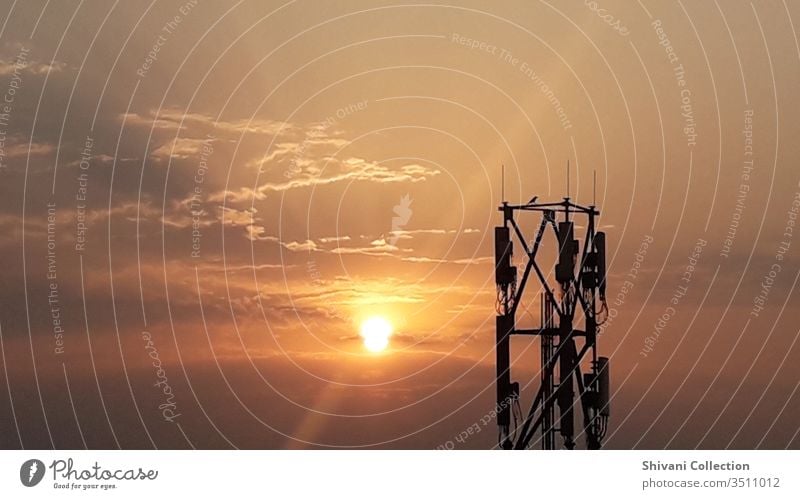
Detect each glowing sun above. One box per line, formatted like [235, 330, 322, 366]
[359, 316, 393, 352]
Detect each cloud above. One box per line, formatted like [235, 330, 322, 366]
[0, 58, 66, 76]
[246, 142, 301, 168]
[239, 228, 486, 266]
[281, 277, 484, 319]
[283, 239, 318, 252]
[122, 108, 294, 136]
[65, 153, 116, 168]
[219, 206, 256, 226]
[151, 137, 212, 160]
[242, 227, 316, 253]
[330, 238, 405, 255]
[242, 227, 410, 256]
[211, 159, 440, 204]
[318, 235, 351, 243]
[338, 293, 426, 306]
[245, 225, 275, 242]
[163, 109, 294, 136]
[121, 112, 185, 131]
[247, 136, 352, 173]
[209, 187, 266, 203]
[0, 135, 55, 164]
[400, 256, 493, 265]
[389, 228, 481, 240]
[252, 158, 440, 194]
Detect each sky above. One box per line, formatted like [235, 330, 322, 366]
[1, 0, 800, 450]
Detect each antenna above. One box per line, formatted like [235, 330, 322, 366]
[593, 170, 596, 206]
[566, 160, 570, 198]
[501, 163, 505, 203]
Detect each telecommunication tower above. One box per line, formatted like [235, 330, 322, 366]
[494, 193, 611, 450]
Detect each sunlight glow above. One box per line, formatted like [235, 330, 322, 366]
[359, 316, 393, 352]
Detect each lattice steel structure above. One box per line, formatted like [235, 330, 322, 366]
[495, 196, 610, 450]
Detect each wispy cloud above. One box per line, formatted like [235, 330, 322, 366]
[330, 237, 407, 255]
[0, 59, 66, 75]
[211, 158, 440, 203]
[219, 206, 256, 226]
[151, 137, 213, 160]
[122, 108, 294, 136]
[400, 256, 493, 265]
[0, 135, 55, 163]
[252, 158, 440, 194]
[389, 228, 481, 240]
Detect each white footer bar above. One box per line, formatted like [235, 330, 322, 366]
[1, 450, 798, 497]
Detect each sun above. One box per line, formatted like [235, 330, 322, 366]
[359, 316, 393, 353]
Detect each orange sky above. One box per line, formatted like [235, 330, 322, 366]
[1, 0, 800, 449]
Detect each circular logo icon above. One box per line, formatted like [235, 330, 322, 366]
[20, 459, 45, 487]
